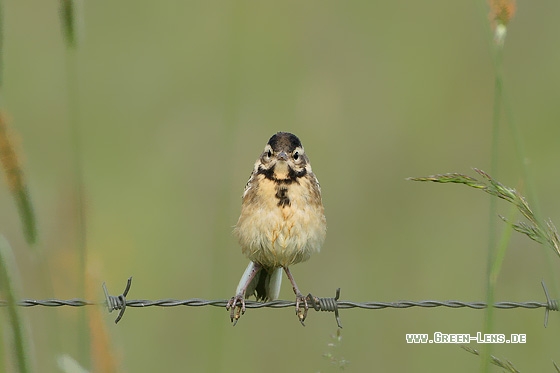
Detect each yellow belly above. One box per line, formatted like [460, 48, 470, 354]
[234, 176, 326, 268]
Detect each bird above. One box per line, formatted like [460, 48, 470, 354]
[226, 132, 327, 325]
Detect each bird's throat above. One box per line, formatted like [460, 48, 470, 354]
[273, 161, 290, 180]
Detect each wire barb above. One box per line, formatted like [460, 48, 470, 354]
[307, 288, 342, 328]
[103, 277, 132, 324]
[541, 280, 558, 328]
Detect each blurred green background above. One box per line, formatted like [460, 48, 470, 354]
[2, 0, 560, 372]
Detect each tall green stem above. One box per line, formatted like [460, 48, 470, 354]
[61, 0, 89, 367]
[0, 235, 32, 373]
[480, 38, 504, 373]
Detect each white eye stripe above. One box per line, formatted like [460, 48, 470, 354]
[292, 147, 304, 162]
[262, 145, 273, 160]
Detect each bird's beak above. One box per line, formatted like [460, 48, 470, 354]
[277, 151, 288, 161]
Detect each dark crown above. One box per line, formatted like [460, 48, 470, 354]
[267, 132, 302, 153]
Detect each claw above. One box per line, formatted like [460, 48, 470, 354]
[227, 262, 262, 325]
[226, 294, 246, 325]
[283, 267, 308, 326]
[295, 292, 308, 326]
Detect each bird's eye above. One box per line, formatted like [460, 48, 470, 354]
[267, 150, 272, 158]
[293, 151, 299, 160]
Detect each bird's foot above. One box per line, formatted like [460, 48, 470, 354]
[295, 292, 308, 326]
[226, 293, 246, 326]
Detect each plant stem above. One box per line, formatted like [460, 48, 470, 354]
[480, 36, 504, 373]
[0, 235, 31, 373]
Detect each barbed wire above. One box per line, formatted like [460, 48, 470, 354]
[0, 277, 558, 328]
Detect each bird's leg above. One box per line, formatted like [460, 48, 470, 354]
[283, 267, 308, 326]
[226, 261, 262, 325]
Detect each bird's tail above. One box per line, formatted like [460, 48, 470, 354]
[249, 266, 282, 301]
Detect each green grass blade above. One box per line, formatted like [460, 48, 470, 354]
[0, 114, 38, 245]
[0, 235, 32, 373]
[60, 0, 77, 49]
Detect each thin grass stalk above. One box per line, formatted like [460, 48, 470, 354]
[409, 170, 560, 257]
[0, 235, 31, 373]
[480, 41, 503, 373]
[60, 0, 77, 49]
[0, 113, 37, 246]
[480, 0, 516, 370]
[489, 204, 516, 293]
[60, 0, 89, 367]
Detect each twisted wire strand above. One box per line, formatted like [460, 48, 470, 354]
[335, 300, 547, 310]
[3, 299, 549, 310]
[0, 278, 557, 327]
